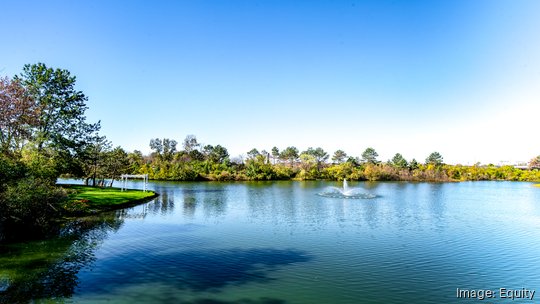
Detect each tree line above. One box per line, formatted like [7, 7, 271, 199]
[115, 136, 539, 183]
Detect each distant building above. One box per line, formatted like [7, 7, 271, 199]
[497, 160, 528, 169]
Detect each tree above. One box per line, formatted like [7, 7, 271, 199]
[280, 146, 299, 167]
[0, 76, 39, 155]
[426, 152, 444, 166]
[529, 155, 540, 170]
[391, 153, 408, 169]
[303, 147, 328, 172]
[346, 156, 361, 166]
[127, 150, 144, 173]
[149, 138, 163, 155]
[182, 134, 199, 153]
[150, 138, 177, 162]
[188, 149, 205, 161]
[102, 146, 129, 186]
[261, 150, 270, 164]
[203, 144, 229, 163]
[181, 135, 203, 161]
[212, 145, 229, 163]
[361, 147, 379, 164]
[271, 147, 280, 164]
[80, 133, 111, 187]
[332, 150, 347, 164]
[16, 63, 99, 157]
[409, 158, 419, 170]
[299, 153, 316, 173]
[161, 138, 177, 162]
[202, 145, 213, 158]
[247, 148, 260, 160]
[245, 153, 276, 180]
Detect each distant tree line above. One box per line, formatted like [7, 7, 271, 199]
[113, 135, 540, 183]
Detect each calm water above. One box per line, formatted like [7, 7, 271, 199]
[2, 180, 540, 303]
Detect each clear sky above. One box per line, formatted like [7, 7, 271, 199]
[2, 0, 539, 164]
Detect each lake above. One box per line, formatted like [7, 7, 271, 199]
[1, 180, 540, 303]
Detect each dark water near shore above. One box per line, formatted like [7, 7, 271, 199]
[1, 180, 540, 303]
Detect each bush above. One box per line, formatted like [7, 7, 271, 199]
[0, 177, 67, 242]
[0, 156, 27, 189]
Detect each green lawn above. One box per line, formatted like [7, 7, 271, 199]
[61, 185, 157, 213]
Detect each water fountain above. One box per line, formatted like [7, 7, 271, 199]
[318, 179, 376, 199]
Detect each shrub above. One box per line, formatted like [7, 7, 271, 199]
[0, 177, 67, 241]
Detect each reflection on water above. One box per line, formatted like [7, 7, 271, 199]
[146, 188, 174, 216]
[0, 211, 125, 303]
[4, 180, 540, 303]
[183, 194, 197, 218]
[202, 187, 227, 218]
[426, 183, 447, 232]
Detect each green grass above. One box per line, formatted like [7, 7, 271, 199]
[61, 185, 157, 213]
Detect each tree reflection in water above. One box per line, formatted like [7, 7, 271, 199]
[0, 210, 125, 304]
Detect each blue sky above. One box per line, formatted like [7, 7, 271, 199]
[2, 0, 539, 164]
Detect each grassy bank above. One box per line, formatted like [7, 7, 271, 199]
[61, 185, 158, 214]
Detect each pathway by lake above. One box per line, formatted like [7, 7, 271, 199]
[2, 180, 540, 303]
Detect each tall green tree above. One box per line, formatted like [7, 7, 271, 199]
[127, 150, 144, 173]
[80, 133, 111, 186]
[182, 134, 199, 153]
[361, 147, 379, 164]
[409, 158, 419, 170]
[280, 146, 299, 167]
[346, 156, 361, 166]
[303, 147, 328, 172]
[247, 148, 260, 160]
[160, 138, 177, 162]
[181, 135, 204, 161]
[102, 146, 129, 186]
[299, 152, 317, 177]
[203, 144, 229, 163]
[271, 147, 280, 164]
[149, 138, 177, 162]
[425, 152, 444, 166]
[15, 63, 99, 157]
[391, 153, 408, 168]
[332, 150, 347, 164]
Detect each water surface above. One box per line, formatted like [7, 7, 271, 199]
[1, 180, 540, 303]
